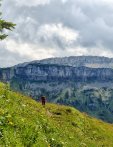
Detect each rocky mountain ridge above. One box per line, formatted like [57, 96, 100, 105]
[15, 56, 113, 68]
[31, 56, 113, 68]
[1, 63, 113, 83]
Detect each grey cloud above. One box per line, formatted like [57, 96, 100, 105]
[0, 44, 32, 67]
[1, 0, 113, 66]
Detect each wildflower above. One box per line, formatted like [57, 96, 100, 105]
[80, 142, 87, 146]
[8, 121, 14, 126]
[6, 114, 12, 118]
[6, 99, 10, 102]
[51, 138, 55, 141]
[21, 118, 24, 122]
[22, 104, 26, 107]
[0, 95, 5, 98]
[61, 141, 64, 145]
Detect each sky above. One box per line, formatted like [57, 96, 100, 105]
[1, 0, 113, 67]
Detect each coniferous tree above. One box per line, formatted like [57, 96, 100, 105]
[0, 0, 15, 40]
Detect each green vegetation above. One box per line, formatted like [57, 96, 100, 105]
[56, 87, 113, 123]
[0, 82, 113, 146]
[10, 77, 113, 123]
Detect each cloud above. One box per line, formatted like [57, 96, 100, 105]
[1, 0, 113, 67]
[0, 41, 32, 67]
[38, 23, 78, 43]
[37, 23, 79, 49]
[10, 0, 51, 7]
[5, 38, 56, 59]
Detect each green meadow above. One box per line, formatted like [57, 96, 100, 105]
[0, 82, 113, 147]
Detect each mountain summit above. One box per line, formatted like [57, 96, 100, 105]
[31, 56, 113, 68]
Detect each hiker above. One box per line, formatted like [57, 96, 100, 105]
[41, 96, 46, 106]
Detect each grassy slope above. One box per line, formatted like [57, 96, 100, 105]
[0, 83, 113, 147]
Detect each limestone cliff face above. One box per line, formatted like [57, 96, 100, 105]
[1, 63, 113, 82]
[0, 68, 14, 82]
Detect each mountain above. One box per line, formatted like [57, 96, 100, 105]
[1, 56, 113, 123]
[1, 82, 113, 146]
[17, 56, 113, 68]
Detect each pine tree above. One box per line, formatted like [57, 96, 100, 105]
[0, 0, 15, 40]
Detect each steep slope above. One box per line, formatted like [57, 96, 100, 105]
[1, 82, 113, 147]
[2, 63, 113, 82]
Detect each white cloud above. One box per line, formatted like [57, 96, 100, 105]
[37, 23, 79, 44]
[4, 39, 55, 60]
[62, 0, 68, 3]
[66, 46, 113, 58]
[15, 0, 51, 7]
[77, 0, 113, 4]
[101, 0, 113, 4]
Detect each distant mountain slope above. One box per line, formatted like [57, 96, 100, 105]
[1, 56, 113, 123]
[1, 82, 113, 147]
